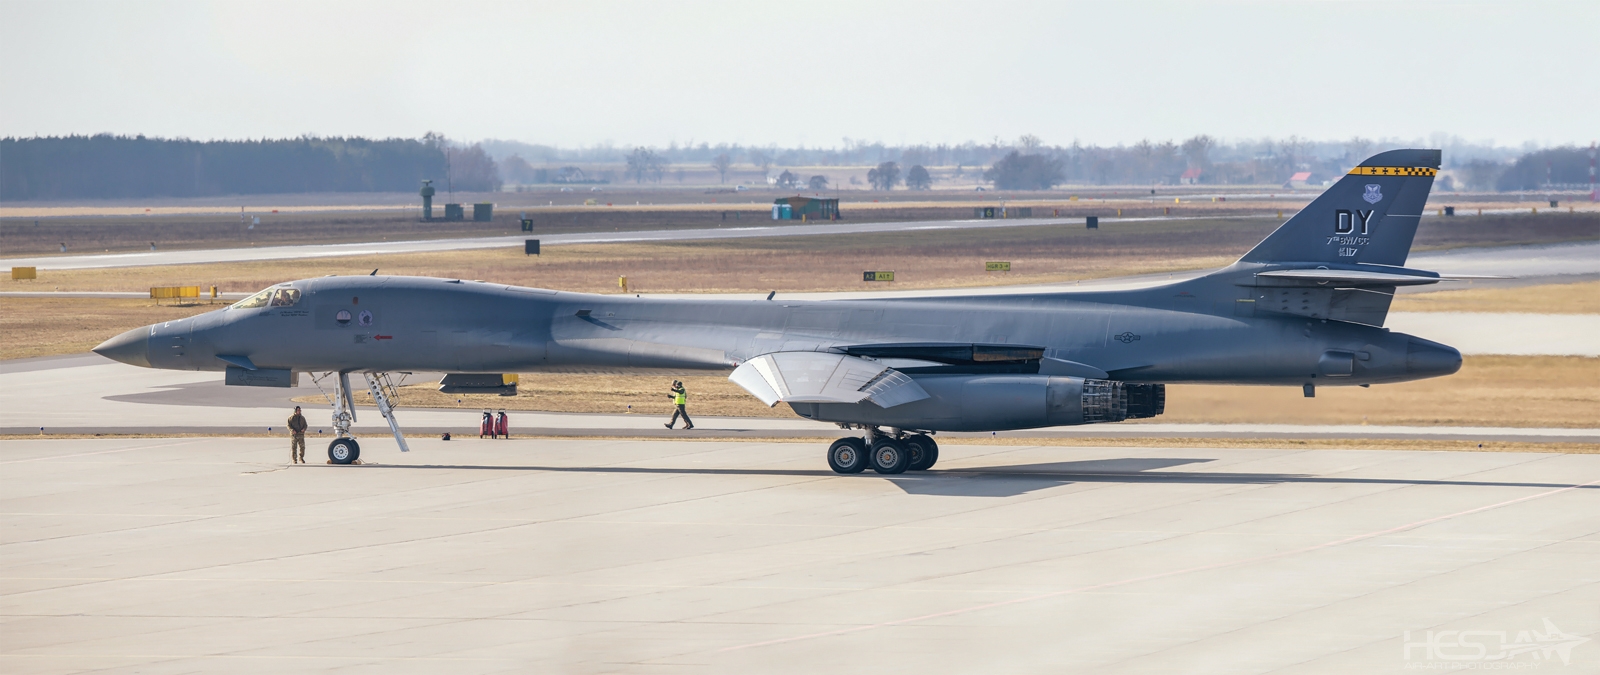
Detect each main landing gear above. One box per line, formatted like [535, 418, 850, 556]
[313, 371, 411, 465]
[827, 427, 938, 475]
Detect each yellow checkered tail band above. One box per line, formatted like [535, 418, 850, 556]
[1348, 166, 1438, 176]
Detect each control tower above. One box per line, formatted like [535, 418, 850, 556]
[420, 180, 436, 221]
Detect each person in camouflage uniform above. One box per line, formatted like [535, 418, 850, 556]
[287, 406, 308, 463]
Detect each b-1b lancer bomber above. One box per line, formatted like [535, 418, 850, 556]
[96, 150, 1474, 473]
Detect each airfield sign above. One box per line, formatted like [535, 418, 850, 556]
[863, 271, 895, 282]
[985, 262, 1011, 272]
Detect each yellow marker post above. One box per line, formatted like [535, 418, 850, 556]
[1173, 197, 1180, 204]
[618, 276, 628, 293]
[1532, 207, 1538, 215]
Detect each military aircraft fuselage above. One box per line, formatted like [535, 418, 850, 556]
[113, 272, 1458, 388]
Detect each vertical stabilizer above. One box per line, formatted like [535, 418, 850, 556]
[1241, 149, 1439, 266]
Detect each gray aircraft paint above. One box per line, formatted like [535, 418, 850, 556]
[96, 150, 1464, 441]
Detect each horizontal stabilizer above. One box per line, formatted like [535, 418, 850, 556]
[730, 352, 929, 408]
[1255, 268, 1511, 287]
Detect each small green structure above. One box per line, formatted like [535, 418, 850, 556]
[473, 203, 494, 222]
[419, 180, 435, 221]
[772, 196, 839, 221]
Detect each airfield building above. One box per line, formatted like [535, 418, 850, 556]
[772, 196, 840, 220]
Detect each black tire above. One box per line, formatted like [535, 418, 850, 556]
[869, 437, 910, 475]
[328, 438, 360, 465]
[905, 434, 939, 471]
[827, 438, 868, 474]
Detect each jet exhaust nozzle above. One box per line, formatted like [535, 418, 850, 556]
[1406, 337, 1462, 378]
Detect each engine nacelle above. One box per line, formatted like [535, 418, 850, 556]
[789, 375, 1164, 432]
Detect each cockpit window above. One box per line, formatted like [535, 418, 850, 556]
[230, 288, 274, 309]
[270, 288, 302, 307]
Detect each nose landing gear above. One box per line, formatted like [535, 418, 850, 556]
[313, 371, 411, 465]
[827, 427, 938, 475]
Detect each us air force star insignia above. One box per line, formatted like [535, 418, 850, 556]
[1114, 332, 1141, 343]
[1363, 184, 1383, 204]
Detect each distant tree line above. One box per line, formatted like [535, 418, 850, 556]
[6, 133, 1585, 199]
[1483, 146, 1595, 191]
[484, 135, 1575, 191]
[0, 134, 501, 201]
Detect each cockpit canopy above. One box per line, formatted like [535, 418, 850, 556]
[231, 285, 301, 309]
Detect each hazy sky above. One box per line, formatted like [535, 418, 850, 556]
[2, 0, 1593, 148]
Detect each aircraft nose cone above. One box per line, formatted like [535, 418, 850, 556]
[93, 327, 151, 368]
[1406, 337, 1461, 378]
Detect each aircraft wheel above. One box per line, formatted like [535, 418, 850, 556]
[827, 438, 868, 474]
[905, 434, 939, 471]
[328, 438, 361, 465]
[869, 437, 910, 475]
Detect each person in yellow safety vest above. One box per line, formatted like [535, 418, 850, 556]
[664, 380, 694, 430]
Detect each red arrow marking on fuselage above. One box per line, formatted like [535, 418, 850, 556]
[374, 335, 393, 340]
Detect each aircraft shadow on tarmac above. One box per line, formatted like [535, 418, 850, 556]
[364, 457, 1599, 499]
[106, 380, 300, 407]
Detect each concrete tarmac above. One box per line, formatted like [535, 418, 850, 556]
[2, 437, 1597, 673]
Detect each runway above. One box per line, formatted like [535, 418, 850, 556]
[0, 216, 1110, 271]
[2, 436, 1597, 673]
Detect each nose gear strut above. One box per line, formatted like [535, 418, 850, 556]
[310, 371, 413, 464]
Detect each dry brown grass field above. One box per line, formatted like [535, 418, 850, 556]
[1154, 355, 1598, 428]
[0, 297, 219, 360]
[1390, 280, 1600, 314]
[307, 355, 1598, 430]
